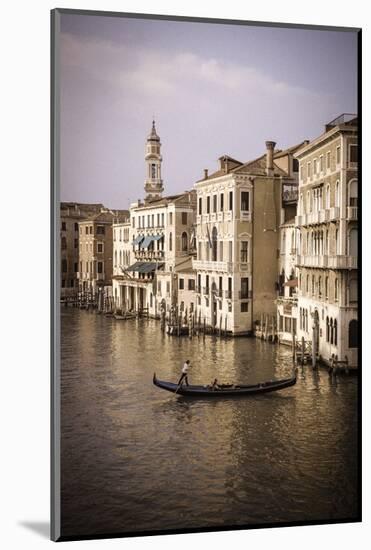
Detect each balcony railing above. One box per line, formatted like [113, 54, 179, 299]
[193, 259, 233, 272]
[296, 254, 357, 269]
[347, 206, 358, 220]
[329, 206, 340, 221]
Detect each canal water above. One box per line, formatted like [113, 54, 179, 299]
[60, 308, 359, 538]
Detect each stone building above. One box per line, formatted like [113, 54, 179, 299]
[77, 209, 128, 297]
[193, 141, 305, 335]
[294, 114, 358, 366]
[60, 202, 103, 297]
[112, 122, 197, 316]
[276, 218, 298, 344]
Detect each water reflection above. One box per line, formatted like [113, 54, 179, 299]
[60, 309, 358, 537]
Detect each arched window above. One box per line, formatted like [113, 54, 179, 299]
[349, 319, 358, 348]
[349, 279, 358, 303]
[306, 274, 309, 294]
[348, 180, 358, 207]
[335, 278, 339, 302]
[181, 232, 188, 252]
[330, 318, 334, 344]
[325, 276, 328, 300]
[335, 180, 340, 207]
[211, 227, 217, 261]
[318, 276, 322, 298]
[349, 228, 358, 257]
[326, 316, 329, 342]
[326, 184, 330, 209]
[312, 275, 315, 296]
[169, 232, 173, 252]
[334, 319, 338, 346]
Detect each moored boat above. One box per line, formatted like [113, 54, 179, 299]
[153, 371, 296, 397]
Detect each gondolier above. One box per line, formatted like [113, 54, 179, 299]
[177, 360, 191, 386]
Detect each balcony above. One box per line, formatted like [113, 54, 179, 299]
[327, 255, 357, 269]
[295, 255, 328, 268]
[347, 206, 358, 220]
[329, 206, 340, 221]
[193, 259, 234, 272]
[296, 254, 357, 269]
[240, 211, 252, 222]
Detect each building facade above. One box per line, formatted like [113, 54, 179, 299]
[60, 202, 103, 297]
[276, 218, 298, 344]
[294, 114, 358, 366]
[77, 209, 128, 297]
[193, 141, 304, 335]
[112, 122, 197, 316]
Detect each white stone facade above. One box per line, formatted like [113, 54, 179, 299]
[294, 115, 358, 366]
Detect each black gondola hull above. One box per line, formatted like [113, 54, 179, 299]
[153, 372, 296, 396]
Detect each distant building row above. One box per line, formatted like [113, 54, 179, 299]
[60, 115, 358, 367]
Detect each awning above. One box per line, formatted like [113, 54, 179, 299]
[126, 261, 145, 272]
[132, 235, 144, 246]
[140, 262, 164, 273]
[126, 262, 164, 273]
[284, 278, 298, 287]
[152, 234, 163, 241]
[140, 235, 154, 249]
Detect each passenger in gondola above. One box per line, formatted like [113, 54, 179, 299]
[210, 378, 220, 391]
[177, 360, 191, 386]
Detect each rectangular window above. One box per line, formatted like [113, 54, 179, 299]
[219, 240, 223, 261]
[219, 276, 223, 293]
[97, 243, 103, 253]
[240, 277, 249, 299]
[240, 241, 248, 263]
[132, 217, 135, 228]
[74, 238, 78, 249]
[61, 221, 66, 231]
[349, 144, 358, 163]
[327, 151, 331, 170]
[85, 226, 89, 234]
[169, 212, 173, 225]
[74, 262, 78, 273]
[166, 281, 170, 294]
[213, 195, 217, 213]
[220, 193, 224, 211]
[161, 213, 164, 226]
[207, 196, 210, 214]
[179, 278, 184, 290]
[182, 212, 187, 225]
[241, 302, 248, 313]
[89, 226, 93, 234]
[336, 146, 341, 164]
[229, 191, 233, 211]
[74, 222, 78, 231]
[147, 215, 150, 227]
[152, 214, 154, 227]
[241, 192, 249, 211]
[188, 279, 195, 291]
[320, 155, 324, 172]
[313, 159, 317, 175]
[198, 197, 202, 215]
[61, 259, 67, 273]
[157, 214, 160, 227]
[307, 162, 311, 179]
[97, 262, 103, 274]
[228, 241, 232, 262]
[198, 274, 201, 290]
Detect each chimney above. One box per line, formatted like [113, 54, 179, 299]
[204, 169, 208, 179]
[303, 140, 310, 146]
[265, 141, 276, 175]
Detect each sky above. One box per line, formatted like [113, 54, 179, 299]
[59, 13, 358, 210]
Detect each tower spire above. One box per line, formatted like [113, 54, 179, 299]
[144, 120, 163, 202]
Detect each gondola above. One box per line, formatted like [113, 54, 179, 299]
[153, 371, 297, 397]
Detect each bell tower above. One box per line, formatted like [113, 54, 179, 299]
[144, 120, 164, 202]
